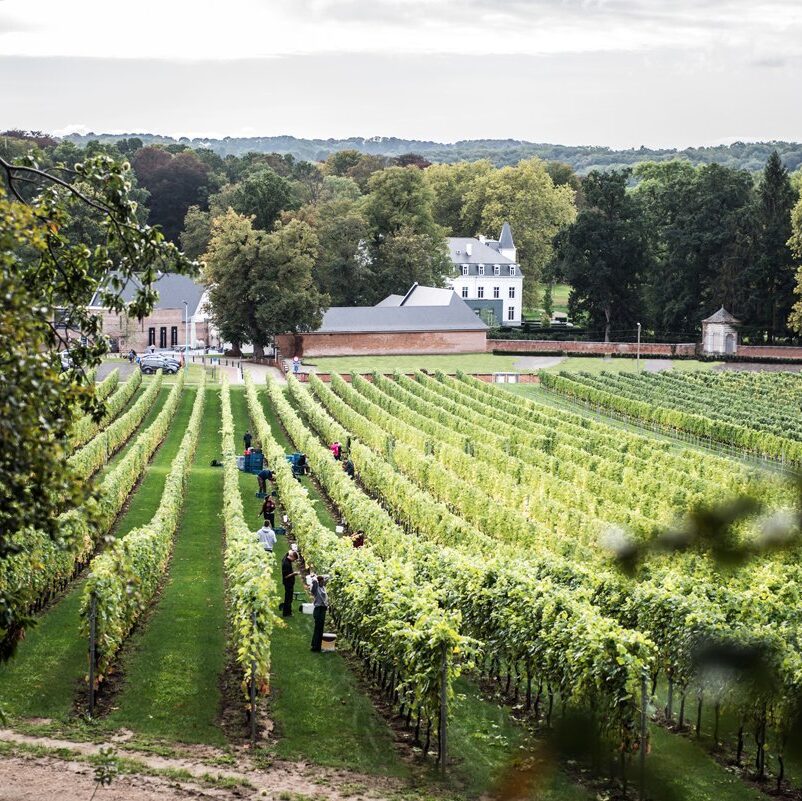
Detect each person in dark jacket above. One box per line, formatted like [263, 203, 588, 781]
[281, 550, 299, 617]
[309, 573, 329, 652]
[257, 467, 274, 495]
[243, 430, 253, 451]
[260, 494, 276, 527]
[342, 456, 355, 479]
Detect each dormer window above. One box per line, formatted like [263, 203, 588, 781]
[509, 266, 516, 276]
[478, 265, 485, 276]
[461, 265, 469, 276]
[493, 265, 500, 276]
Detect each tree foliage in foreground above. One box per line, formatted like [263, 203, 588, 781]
[0, 152, 193, 660]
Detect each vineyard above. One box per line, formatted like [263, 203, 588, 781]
[541, 370, 802, 464]
[1, 366, 801, 801]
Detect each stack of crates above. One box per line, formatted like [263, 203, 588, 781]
[243, 450, 264, 474]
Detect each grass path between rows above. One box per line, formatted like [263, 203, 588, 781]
[103, 389, 227, 744]
[0, 389, 194, 720]
[98, 385, 170, 479]
[232, 386, 408, 776]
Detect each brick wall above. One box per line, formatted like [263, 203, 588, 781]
[97, 309, 210, 353]
[276, 330, 488, 357]
[489, 340, 698, 357]
[738, 345, 802, 361]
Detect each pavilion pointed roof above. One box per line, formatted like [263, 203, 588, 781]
[702, 307, 740, 325]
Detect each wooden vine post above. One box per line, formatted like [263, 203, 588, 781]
[639, 671, 648, 801]
[88, 593, 98, 718]
[439, 642, 448, 773]
[250, 608, 258, 745]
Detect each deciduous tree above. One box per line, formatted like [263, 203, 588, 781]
[463, 158, 577, 309]
[202, 211, 328, 357]
[556, 170, 649, 342]
[131, 146, 211, 241]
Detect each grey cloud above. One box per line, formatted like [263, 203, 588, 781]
[280, 0, 799, 32]
[0, 11, 40, 35]
[2, 50, 800, 148]
[753, 57, 788, 68]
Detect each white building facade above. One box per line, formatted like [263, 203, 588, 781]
[445, 222, 524, 327]
[701, 307, 739, 355]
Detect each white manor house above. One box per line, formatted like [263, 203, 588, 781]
[446, 222, 523, 327]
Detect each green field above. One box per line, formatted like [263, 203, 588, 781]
[304, 353, 718, 375]
[305, 353, 523, 374]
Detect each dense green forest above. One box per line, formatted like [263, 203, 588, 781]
[59, 132, 802, 174]
[3, 130, 801, 346]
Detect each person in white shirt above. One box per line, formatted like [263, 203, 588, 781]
[256, 520, 277, 553]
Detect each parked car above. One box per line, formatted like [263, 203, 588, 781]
[59, 350, 73, 370]
[139, 353, 181, 374]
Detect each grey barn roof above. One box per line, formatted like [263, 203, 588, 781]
[702, 307, 740, 324]
[319, 288, 487, 333]
[90, 273, 205, 316]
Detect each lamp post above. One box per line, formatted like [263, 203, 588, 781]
[184, 300, 189, 372]
[636, 322, 642, 370]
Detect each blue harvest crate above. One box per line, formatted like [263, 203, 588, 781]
[243, 451, 264, 474]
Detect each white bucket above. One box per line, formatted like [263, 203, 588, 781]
[301, 603, 314, 615]
[322, 633, 337, 652]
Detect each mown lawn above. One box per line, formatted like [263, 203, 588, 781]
[305, 354, 521, 375]
[104, 388, 227, 744]
[539, 356, 718, 373]
[0, 390, 196, 720]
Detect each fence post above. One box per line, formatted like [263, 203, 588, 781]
[88, 593, 97, 717]
[250, 608, 258, 746]
[439, 643, 448, 773]
[639, 671, 648, 801]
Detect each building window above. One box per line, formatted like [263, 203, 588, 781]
[159, 327, 167, 349]
[171, 326, 179, 348]
[148, 327, 156, 347]
[478, 286, 484, 299]
[493, 265, 500, 275]
[507, 306, 515, 321]
[461, 286, 468, 298]
[509, 266, 516, 276]
[509, 286, 515, 299]
[462, 265, 469, 276]
[478, 265, 485, 275]
[493, 286, 500, 299]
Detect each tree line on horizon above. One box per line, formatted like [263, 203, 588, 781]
[56, 130, 802, 174]
[2, 131, 801, 349]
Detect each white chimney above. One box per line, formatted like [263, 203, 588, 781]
[478, 235, 486, 244]
[465, 242, 473, 256]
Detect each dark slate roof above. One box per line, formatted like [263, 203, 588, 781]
[319, 292, 487, 333]
[447, 237, 516, 266]
[499, 221, 515, 250]
[702, 307, 740, 324]
[90, 273, 205, 316]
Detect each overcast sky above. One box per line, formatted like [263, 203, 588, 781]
[1, 0, 800, 147]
